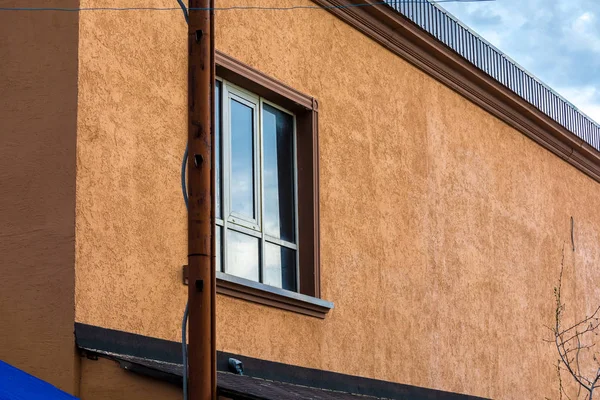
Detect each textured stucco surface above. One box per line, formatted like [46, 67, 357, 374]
[75, 0, 600, 398]
[75, 0, 188, 339]
[0, 0, 79, 394]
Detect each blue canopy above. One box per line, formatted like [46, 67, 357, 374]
[0, 361, 78, 400]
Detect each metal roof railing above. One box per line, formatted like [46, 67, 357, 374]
[384, 0, 600, 151]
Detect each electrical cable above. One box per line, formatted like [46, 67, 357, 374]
[0, 0, 495, 12]
[181, 144, 190, 210]
[181, 144, 189, 400]
[178, 1, 190, 398]
[182, 301, 189, 400]
[176, 0, 189, 23]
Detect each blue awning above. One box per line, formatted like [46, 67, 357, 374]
[0, 360, 78, 400]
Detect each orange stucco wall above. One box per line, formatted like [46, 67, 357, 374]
[0, 0, 79, 394]
[75, 0, 600, 398]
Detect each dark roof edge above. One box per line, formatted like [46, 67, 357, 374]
[313, 0, 600, 184]
[75, 323, 488, 400]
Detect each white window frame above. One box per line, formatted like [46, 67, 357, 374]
[224, 84, 261, 230]
[216, 78, 300, 291]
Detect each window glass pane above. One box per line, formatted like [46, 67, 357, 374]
[230, 99, 255, 219]
[264, 243, 296, 291]
[216, 226, 222, 272]
[262, 104, 295, 242]
[215, 81, 222, 219]
[226, 229, 259, 282]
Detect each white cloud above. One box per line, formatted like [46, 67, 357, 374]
[570, 12, 600, 53]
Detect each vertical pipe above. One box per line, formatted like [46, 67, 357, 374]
[494, 52, 499, 82]
[481, 44, 486, 73]
[466, 32, 471, 62]
[541, 84, 546, 114]
[434, 5, 437, 35]
[440, 9, 445, 43]
[427, 3, 432, 34]
[439, 8, 443, 40]
[209, 1, 217, 395]
[452, 20, 457, 51]
[187, 0, 216, 399]
[510, 64, 515, 92]
[535, 81, 540, 111]
[464, 29, 469, 60]
[456, 24, 460, 53]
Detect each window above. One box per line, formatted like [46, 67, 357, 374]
[186, 52, 334, 318]
[215, 80, 299, 292]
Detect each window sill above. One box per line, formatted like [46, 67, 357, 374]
[216, 272, 333, 319]
[183, 266, 332, 319]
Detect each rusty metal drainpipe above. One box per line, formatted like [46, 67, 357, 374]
[187, 0, 216, 399]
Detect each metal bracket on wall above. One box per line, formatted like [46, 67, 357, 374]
[182, 265, 189, 286]
[571, 217, 576, 252]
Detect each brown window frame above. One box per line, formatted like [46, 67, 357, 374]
[213, 51, 332, 318]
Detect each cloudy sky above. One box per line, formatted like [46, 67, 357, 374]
[441, 0, 600, 123]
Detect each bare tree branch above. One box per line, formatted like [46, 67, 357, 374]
[547, 245, 600, 400]
[558, 309, 600, 338]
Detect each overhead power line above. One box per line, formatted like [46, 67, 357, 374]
[0, 0, 495, 12]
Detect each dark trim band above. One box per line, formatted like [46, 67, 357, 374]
[75, 323, 488, 400]
[313, 0, 600, 183]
